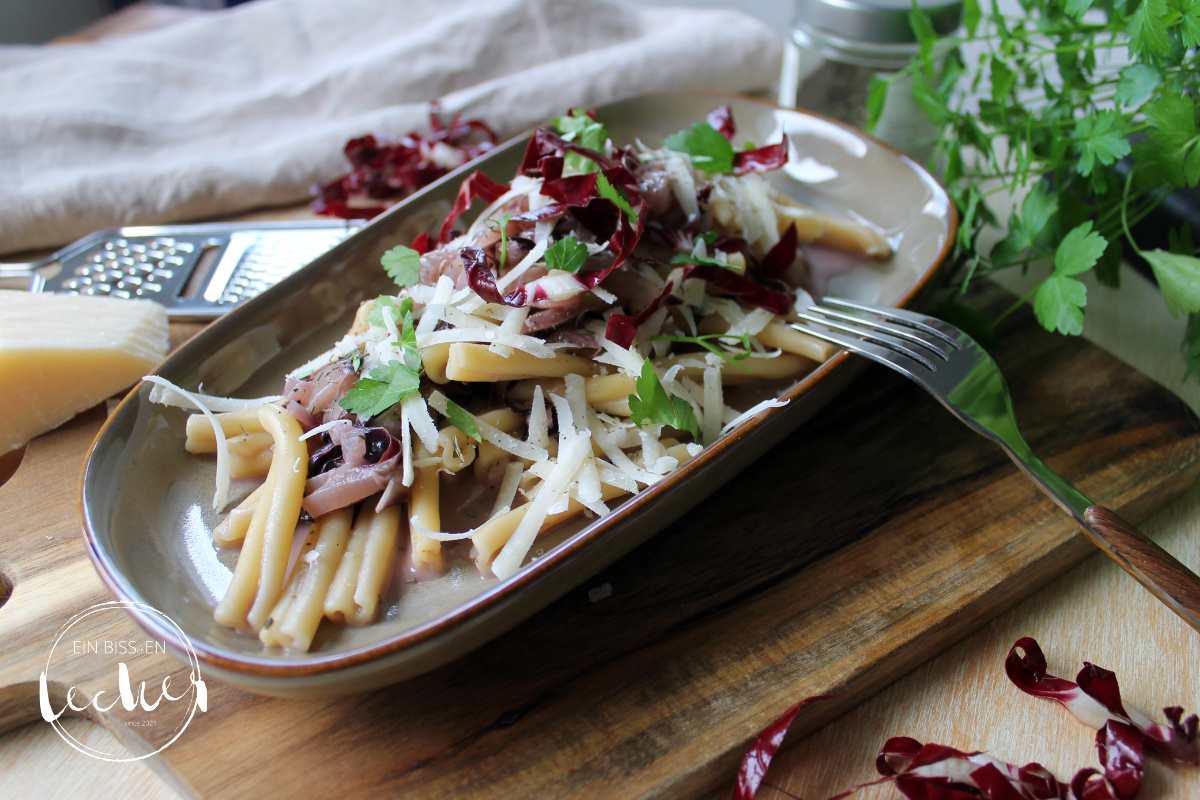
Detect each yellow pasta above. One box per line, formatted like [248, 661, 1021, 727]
[185, 408, 265, 451]
[445, 343, 595, 382]
[320, 505, 400, 627]
[213, 484, 264, 546]
[244, 405, 307, 631]
[472, 483, 629, 573]
[409, 459, 443, 574]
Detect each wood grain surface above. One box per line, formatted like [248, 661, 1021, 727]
[0, 284, 1197, 798]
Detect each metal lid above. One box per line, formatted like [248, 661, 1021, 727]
[794, 0, 963, 45]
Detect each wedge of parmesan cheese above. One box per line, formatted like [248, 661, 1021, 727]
[0, 291, 169, 454]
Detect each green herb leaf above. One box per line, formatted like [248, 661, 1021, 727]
[338, 361, 420, 418]
[367, 295, 400, 327]
[596, 172, 639, 225]
[552, 109, 608, 176]
[545, 235, 590, 274]
[1115, 63, 1162, 107]
[865, 75, 891, 134]
[442, 398, 482, 442]
[664, 122, 735, 175]
[1055, 221, 1108, 276]
[653, 333, 753, 369]
[1142, 249, 1200, 315]
[381, 245, 422, 288]
[627, 359, 700, 439]
[1143, 94, 1200, 187]
[962, 0, 981, 35]
[1127, 0, 1173, 56]
[1073, 112, 1131, 177]
[1034, 275, 1088, 335]
[1064, 0, 1093, 18]
[398, 297, 420, 373]
[697, 231, 721, 248]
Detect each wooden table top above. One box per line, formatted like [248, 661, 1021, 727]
[1, 218, 1197, 799]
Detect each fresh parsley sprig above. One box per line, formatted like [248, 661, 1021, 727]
[551, 109, 609, 176]
[339, 361, 420, 418]
[874, 0, 1200, 379]
[381, 245, 421, 288]
[628, 359, 701, 440]
[545, 235, 589, 274]
[665, 122, 735, 175]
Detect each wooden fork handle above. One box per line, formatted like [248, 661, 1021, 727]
[1082, 505, 1200, 633]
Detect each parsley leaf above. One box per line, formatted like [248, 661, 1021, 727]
[596, 173, 639, 225]
[397, 297, 420, 373]
[653, 333, 753, 370]
[1034, 275, 1088, 335]
[545, 235, 589, 274]
[1055, 221, 1108, 276]
[1033, 222, 1107, 335]
[551, 109, 608, 176]
[338, 361, 420, 418]
[1115, 63, 1161, 108]
[366, 295, 399, 327]
[1142, 249, 1200, 315]
[627, 359, 700, 439]
[442, 399, 482, 442]
[1143, 94, 1200, 187]
[381, 245, 422, 288]
[1073, 112, 1131, 177]
[664, 121, 735, 175]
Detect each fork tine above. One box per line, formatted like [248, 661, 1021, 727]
[822, 297, 962, 349]
[793, 313, 939, 372]
[805, 305, 951, 361]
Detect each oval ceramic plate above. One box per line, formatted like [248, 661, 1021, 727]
[81, 91, 956, 696]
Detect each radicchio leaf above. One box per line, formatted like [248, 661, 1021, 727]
[518, 127, 616, 178]
[461, 246, 527, 307]
[1006, 638, 1199, 765]
[437, 170, 510, 245]
[760, 223, 800, 279]
[312, 109, 497, 220]
[876, 737, 1069, 800]
[733, 139, 790, 176]
[734, 695, 835, 800]
[685, 264, 794, 315]
[604, 280, 675, 349]
[707, 105, 736, 140]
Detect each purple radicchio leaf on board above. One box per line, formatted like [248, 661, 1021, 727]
[1006, 638, 1199, 766]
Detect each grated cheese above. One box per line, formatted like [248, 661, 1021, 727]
[144, 375, 234, 512]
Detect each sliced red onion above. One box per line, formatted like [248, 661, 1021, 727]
[1006, 638, 1199, 766]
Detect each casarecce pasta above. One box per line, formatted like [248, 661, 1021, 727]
[151, 105, 893, 652]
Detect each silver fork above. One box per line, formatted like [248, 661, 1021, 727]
[794, 297, 1200, 633]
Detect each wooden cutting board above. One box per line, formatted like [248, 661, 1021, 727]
[1, 285, 1197, 799]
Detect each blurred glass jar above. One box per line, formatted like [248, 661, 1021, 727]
[779, 0, 963, 163]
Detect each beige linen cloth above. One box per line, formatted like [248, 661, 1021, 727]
[0, 0, 783, 255]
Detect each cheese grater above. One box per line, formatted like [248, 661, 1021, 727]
[0, 221, 363, 320]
